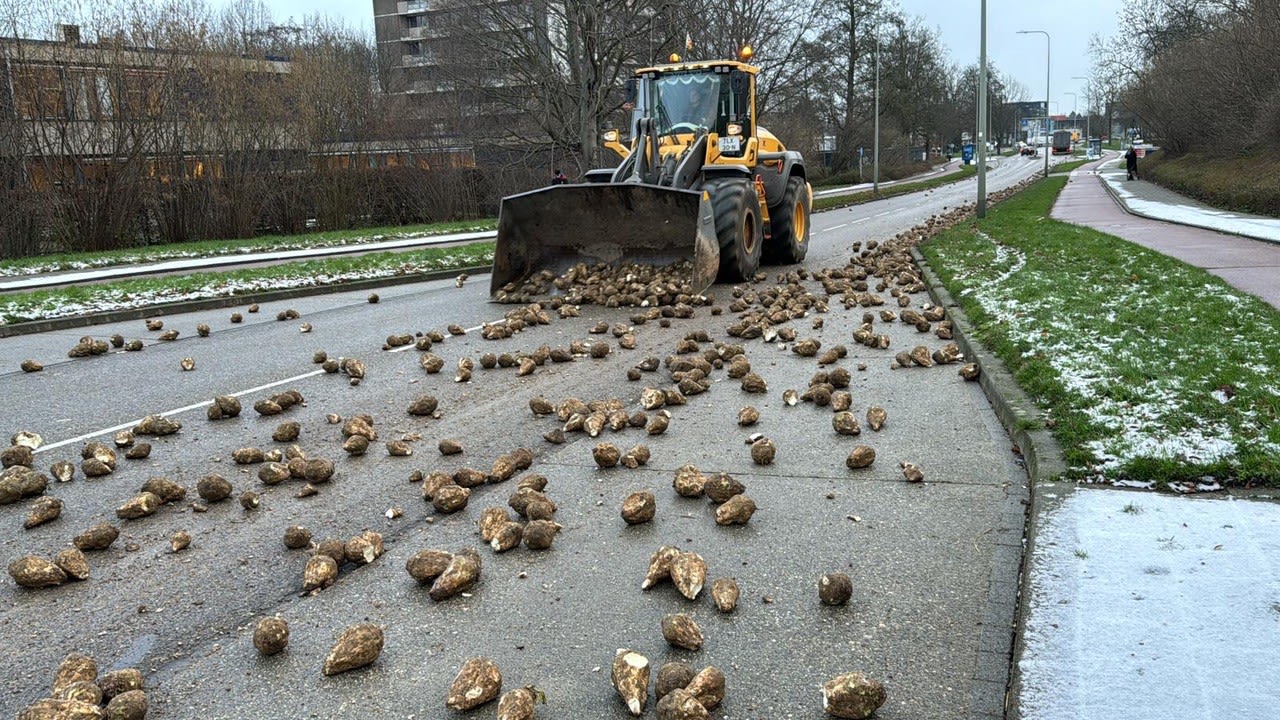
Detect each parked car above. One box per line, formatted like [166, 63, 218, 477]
[1020, 144, 1036, 156]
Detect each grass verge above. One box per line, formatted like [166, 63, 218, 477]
[0, 219, 497, 278]
[1142, 151, 1280, 216]
[920, 176, 1280, 487]
[813, 165, 977, 212]
[1050, 158, 1089, 174]
[0, 242, 494, 325]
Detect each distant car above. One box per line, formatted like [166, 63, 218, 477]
[1020, 145, 1036, 156]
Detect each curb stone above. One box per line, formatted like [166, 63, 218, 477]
[911, 248, 1066, 483]
[911, 245, 1067, 720]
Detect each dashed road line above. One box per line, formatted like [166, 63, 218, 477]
[35, 323, 488, 453]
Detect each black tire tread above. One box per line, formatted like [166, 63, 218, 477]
[764, 176, 810, 264]
[703, 177, 761, 281]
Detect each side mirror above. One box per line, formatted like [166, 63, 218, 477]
[729, 70, 750, 118]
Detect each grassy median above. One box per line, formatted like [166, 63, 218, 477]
[0, 219, 497, 278]
[920, 177, 1280, 487]
[0, 243, 494, 325]
[813, 165, 977, 211]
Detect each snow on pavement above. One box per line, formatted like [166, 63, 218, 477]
[1018, 488, 1280, 719]
[1100, 161, 1280, 243]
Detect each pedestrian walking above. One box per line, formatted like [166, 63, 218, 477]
[1125, 146, 1139, 181]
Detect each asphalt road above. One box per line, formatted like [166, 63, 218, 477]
[1, 155, 1045, 719]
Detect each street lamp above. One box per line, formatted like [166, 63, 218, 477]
[1064, 91, 1077, 146]
[1017, 29, 1050, 178]
[873, 30, 881, 194]
[977, 0, 988, 217]
[648, 13, 663, 64]
[1071, 76, 1091, 142]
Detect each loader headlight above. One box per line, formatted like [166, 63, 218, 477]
[726, 123, 743, 136]
[602, 129, 618, 142]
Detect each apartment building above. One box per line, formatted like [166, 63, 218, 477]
[373, 0, 442, 96]
[0, 24, 303, 189]
[370, 0, 545, 144]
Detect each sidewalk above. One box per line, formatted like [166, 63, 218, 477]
[1095, 158, 1280, 245]
[1052, 154, 1280, 309]
[1013, 156, 1280, 720]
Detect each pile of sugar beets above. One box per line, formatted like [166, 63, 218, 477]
[18, 653, 146, 720]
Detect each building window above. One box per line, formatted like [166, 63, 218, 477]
[14, 66, 67, 119]
[406, 40, 422, 56]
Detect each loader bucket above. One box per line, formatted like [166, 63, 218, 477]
[490, 183, 720, 299]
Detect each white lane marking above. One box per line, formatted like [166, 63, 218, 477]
[36, 370, 324, 454]
[36, 323, 490, 452]
[874, 211, 893, 218]
[852, 217, 871, 224]
[822, 223, 849, 233]
[388, 323, 484, 352]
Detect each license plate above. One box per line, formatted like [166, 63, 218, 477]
[718, 136, 741, 153]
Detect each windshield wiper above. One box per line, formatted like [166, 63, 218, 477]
[655, 99, 673, 134]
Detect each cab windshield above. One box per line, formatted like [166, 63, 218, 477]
[653, 74, 722, 136]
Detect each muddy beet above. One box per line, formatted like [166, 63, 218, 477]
[8, 556, 66, 588]
[446, 657, 503, 710]
[253, 616, 289, 656]
[611, 649, 650, 716]
[322, 623, 383, 676]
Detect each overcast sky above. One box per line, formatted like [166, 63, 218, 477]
[241, 0, 1127, 115]
[897, 0, 1128, 113]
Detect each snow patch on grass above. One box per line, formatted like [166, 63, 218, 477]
[0, 227, 494, 278]
[953, 232, 1280, 482]
[0, 250, 492, 325]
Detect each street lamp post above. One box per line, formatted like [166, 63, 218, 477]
[977, 0, 988, 217]
[1064, 91, 1077, 147]
[648, 13, 662, 64]
[1017, 29, 1050, 178]
[873, 31, 881, 194]
[1072, 76, 1091, 142]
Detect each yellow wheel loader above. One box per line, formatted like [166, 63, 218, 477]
[490, 49, 812, 299]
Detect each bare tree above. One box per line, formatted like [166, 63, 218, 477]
[1092, 0, 1280, 153]
[2, 1, 170, 252]
[877, 15, 949, 156]
[798, 0, 885, 173]
[431, 0, 666, 176]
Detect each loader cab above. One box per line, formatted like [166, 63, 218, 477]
[631, 60, 757, 161]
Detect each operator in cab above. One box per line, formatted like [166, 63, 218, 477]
[656, 77, 720, 134]
[682, 82, 718, 128]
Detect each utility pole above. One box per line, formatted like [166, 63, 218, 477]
[976, 0, 988, 217]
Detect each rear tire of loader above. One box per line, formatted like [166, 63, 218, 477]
[705, 177, 762, 281]
[764, 175, 810, 264]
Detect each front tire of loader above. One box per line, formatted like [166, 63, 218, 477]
[764, 175, 810, 264]
[705, 177, 762, 281]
